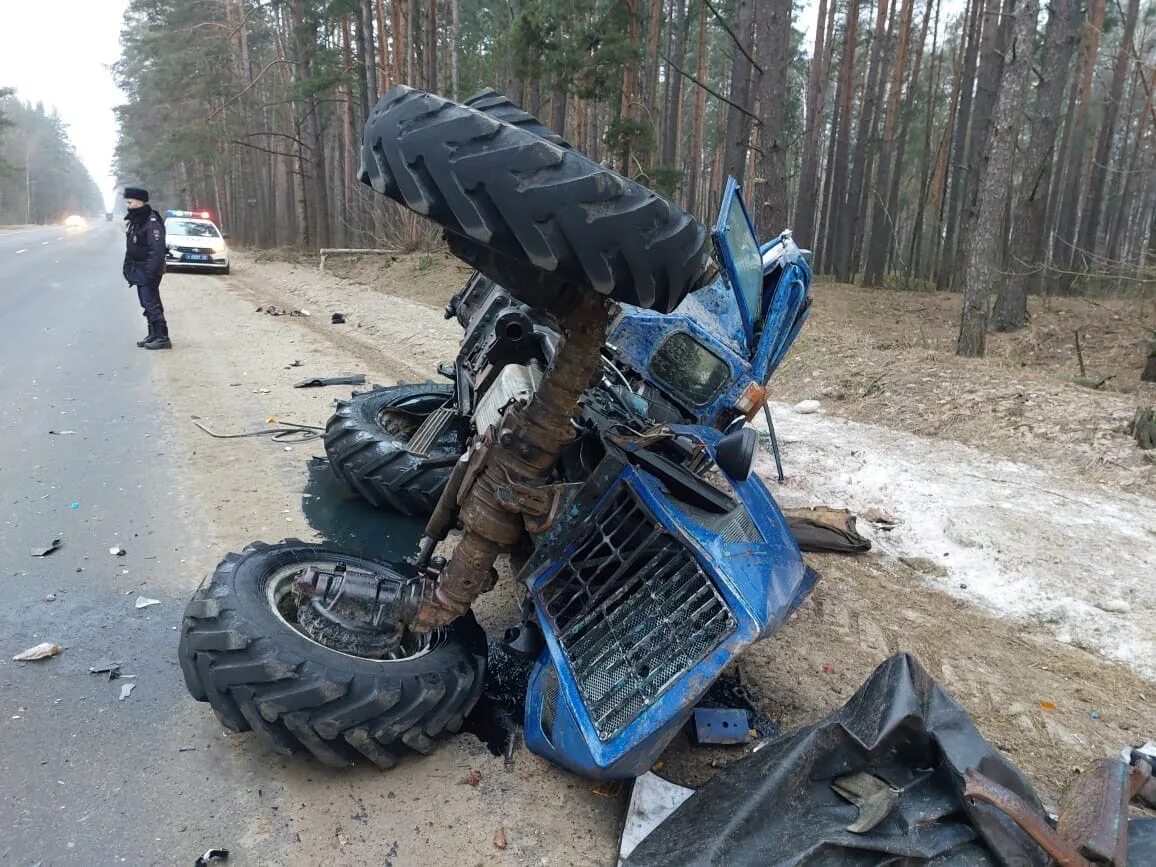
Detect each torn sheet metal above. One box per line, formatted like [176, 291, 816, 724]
[618, 772, 695, 864]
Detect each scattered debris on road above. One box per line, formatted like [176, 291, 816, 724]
[293, 373, 365, 388]
[458, 769, 482, 787]
[118, 683, 136, 701]
[31, 539, 62, 557]
[44, 593, 56, 602]
[194, 848, 229, 866]
[492, 828, 507, 850]
[109, 546, 126, 557]
[255, 306, 307, 317]
[194, 419, 323, 444]
[13, 642, 62, 661]
[330, 312, 346, 324]
[793, 399, 822, 414]
[89, 660, 121, 680]
[48, 429, 77, 435]
[135, 596, 162, 609]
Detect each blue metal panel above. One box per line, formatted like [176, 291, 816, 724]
[521, 426, 812, 779]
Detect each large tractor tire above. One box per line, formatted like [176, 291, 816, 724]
[359, 85, 711, 313]
[178, 540, 487, 769]
[324, 383, 463, 517]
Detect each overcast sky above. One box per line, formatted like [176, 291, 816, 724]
[0, 0, 129, 209]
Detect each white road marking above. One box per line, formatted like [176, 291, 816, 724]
[15, 248, 27, 254]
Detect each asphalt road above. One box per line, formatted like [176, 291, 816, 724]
[0, 223, 268, 864]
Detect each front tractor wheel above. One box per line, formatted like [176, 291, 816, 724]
[177, 540, 486, 769]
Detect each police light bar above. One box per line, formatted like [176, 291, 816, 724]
[166, 209, 213, 219]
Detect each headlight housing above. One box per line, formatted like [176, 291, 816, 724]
[649, 333, 731, 407]
[209, 240, 227, 253]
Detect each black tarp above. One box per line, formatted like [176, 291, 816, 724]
[625, 654, 1052, 866]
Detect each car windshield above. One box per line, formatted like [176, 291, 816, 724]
[168, 220, 220, 238]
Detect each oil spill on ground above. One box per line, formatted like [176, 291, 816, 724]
[462, 640, 534, 757]
[301, 457, 426, 560]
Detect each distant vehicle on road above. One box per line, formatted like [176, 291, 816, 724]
[64, 214, 88, 231]
[105, 212, 113, 222]
[163, 209, 230, 274]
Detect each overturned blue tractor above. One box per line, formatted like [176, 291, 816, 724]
[178, 87, 815, 779]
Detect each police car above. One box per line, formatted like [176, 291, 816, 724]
[164, 210, 230, 274]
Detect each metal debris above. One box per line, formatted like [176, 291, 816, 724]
[691, 708, 750, 745]
[31, 539, 62, 557]
[119, 683, 136, 701]
[89, 660, 122, 680]
[832, 772, 900, 834]
[294, 374, 365, 388]
[13, 642, 62, 661]
[619, 773, 695, 863]
[109, 546, 126, 557]
[135, 596, 162, 609]
[194, 849, 229, 866]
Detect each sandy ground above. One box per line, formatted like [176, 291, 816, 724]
[150, 252, 1155, 862]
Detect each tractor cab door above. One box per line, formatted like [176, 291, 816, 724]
[711, 177, 812, 384]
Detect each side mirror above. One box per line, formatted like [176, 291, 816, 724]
[716, 427, 757, 482]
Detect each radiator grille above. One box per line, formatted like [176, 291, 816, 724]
[538, 486, 736, 741]
[540, 667, 559, 741]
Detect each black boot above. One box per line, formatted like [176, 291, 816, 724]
[144, 323, 171, 350]
[136, 325, 156, 348]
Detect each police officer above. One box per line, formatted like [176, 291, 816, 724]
[122, 186, 171, 349]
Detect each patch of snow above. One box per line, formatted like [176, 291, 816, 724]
[756, 403, 1156, 680]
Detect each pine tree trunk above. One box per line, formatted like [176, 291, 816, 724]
[817, 54, 844, 273]
[1078, 0, 1139, 261]
[993, 0, 1080, 330]
[937, 0, 983, 288]
[376, 0, 389, 92]
[909, 0, 942, 279]
[864, 0, 915, 286]
[958, 0, 1039, 356]
[722, 0, 757, 184]
[644, 0, 665, 166]
[450, 0, 461, 98]
[426, 0, 438, 93]
[754, 0, 792, 234]
[1108, 71, 1155, 263]
[1053, 0, 1108, 292]
[794, 0, 835, 248]
[853, 0, 897, 272]
[687, 0, 708, 216]
[661, 0, 690, 171]
[359, 0, 377, 119]
[391, 0, 405, 84]
[831, 0, 862, 282]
